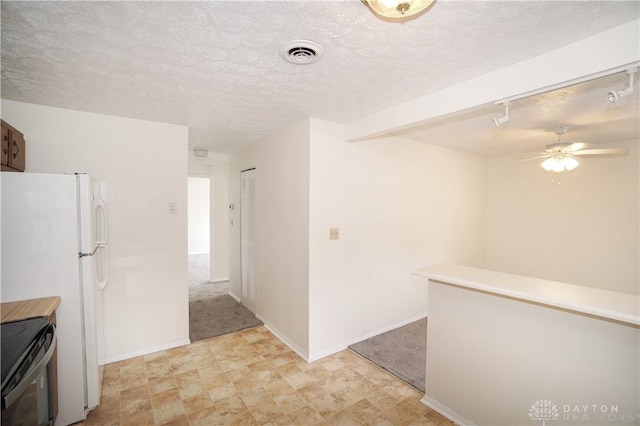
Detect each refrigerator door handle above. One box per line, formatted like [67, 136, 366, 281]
[79, 242, 105, 258]
[95, 198, 109, 290]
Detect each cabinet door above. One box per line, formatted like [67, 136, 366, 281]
[8, 128, 25, 171]
[1, 122, 9, 167]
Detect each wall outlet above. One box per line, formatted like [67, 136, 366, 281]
[169, 202, 178, 214]
[329, 228, 339, 240]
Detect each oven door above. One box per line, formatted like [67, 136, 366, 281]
[1, 324, 57, 426]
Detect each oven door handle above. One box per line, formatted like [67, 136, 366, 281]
[3, 325, 57, 409]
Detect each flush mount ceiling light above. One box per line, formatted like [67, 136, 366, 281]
[607, 68, 637, 103]
[361, 0, 435, 20]
[279, 40, 323, 65]
[193, 149, 208, 159]
[492, 102, 510, 127]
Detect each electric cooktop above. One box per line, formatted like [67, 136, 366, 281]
[1, 317, 50, 390]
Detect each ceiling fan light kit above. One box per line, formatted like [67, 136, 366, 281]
[361, 0, 435, 20]
[541, 155, 579, 173]
[529, 126, 629, 173]
[607, 67, 637, 103]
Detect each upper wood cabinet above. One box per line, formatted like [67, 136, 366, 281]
[1, 119, 26, 172]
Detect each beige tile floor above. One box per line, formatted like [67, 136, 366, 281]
[79, 326, 454, 425]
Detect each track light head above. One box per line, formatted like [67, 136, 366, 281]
[492, 102, 510, 127]
[608, 87, 633, 103]
[607, 68, 636, 103]
[492, 116, 508, 127]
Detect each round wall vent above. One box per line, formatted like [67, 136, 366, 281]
[279, 40, 323, 65]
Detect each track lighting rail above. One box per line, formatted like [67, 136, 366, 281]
[492, 62, 639, 106]
[490, 62, 639, 127]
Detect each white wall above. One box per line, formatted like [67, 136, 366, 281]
[228, 118, 486, 360]
[229, 119, 311, 357]
[187, 177, 210, 254]
[1, 100, 190, 362]
[486, 139, 639, 295]
[212, 161, 229, 280]
[424, 280, 639, 426]
[308, 119, 487, 358]
[189, 156, 229, 280]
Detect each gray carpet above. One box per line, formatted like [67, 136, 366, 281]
[189, 294, 263, 342]
[349, 318, 427, 392]
[190, 281, 228, 301]
[188, 253, 262, 342]
[189, 253, 228, 301]
[189, 253, 211, 286]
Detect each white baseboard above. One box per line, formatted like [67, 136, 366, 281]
[188, 252, 209, 255]
[353, 312, 428, 344]
[100, 339, 191, 365]
[227, 291, 241, 303]
[308, 342, 347, 362]
[420, 395, 476, 426]
[256, 314, 310, 362]
[211, 277, 229, 283]
[307, 312, 428, 362]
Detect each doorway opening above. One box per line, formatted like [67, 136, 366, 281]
[188, 176, 227, 298]
[187, 168, 261, 342]
[188, 176, 210, 284]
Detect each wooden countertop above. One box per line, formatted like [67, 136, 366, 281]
[413, 264, 640, 326]
[1, 296, 61, 323]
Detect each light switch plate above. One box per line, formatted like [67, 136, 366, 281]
[329, 228, 339, 240]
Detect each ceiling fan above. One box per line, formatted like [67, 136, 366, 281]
[524, 126, 629, 173]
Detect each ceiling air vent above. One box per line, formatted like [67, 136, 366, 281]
[279, 40, 323, 65]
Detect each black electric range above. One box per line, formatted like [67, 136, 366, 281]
[1, 316, 51, 409]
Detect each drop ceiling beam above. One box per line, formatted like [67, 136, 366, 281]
[345, 19, 640, 142]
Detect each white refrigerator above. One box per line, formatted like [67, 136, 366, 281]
[1, 172, 108, 426]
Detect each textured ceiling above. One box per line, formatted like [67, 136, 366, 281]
[1, 1, 639, 155]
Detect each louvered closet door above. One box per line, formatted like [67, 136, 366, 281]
[240, 169, 256, 313]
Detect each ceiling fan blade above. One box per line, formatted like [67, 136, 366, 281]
[511, 153, 552, 161]
[573, 148, 629, 156]
[563, 142, 589, 153]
